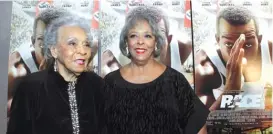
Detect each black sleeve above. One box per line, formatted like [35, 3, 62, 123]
[177, 74, 210, 134]
[9, 76, 24, 99]
[99, 74, 113, 134]
[94, 74, 107, 134]
[184, 91, 210, 134]
[7, 80, 34, 134]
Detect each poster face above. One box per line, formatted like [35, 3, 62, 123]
[192, 0, 273, 133]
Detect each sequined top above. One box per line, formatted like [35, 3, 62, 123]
[7, 67, 104, 134]
[102, 66, 210, 134]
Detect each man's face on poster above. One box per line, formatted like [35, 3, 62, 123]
[32, 20, 46, 65]
[217, 18, 260, 63]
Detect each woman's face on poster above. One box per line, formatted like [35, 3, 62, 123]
[127, 20, 157, 62]
[158, 19, 168, 43]
[53, 25, 91, 75]
[33, 20, 46, 65]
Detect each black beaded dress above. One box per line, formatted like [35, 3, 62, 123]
[102, 66, 210, 134]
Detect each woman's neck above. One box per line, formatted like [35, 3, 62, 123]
[56, 61, 78, 82]
[121, 57, 166, 84]
[129, 58, 158, 76]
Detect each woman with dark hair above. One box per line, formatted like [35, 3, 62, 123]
[102, 6, 210, 134]
[7, 14, 104, 134]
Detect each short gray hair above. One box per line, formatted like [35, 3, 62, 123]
[44, 15, 93, 61]
[119, 6, 167, 58]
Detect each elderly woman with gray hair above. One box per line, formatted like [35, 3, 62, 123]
[7, 14, 104, 134]
[102, 6, 209, 134]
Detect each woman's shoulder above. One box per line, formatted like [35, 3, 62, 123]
[20, 70, 48, 84]
[84, 71, 103, 82]
[164, 66, 193, 93]
[13, 70, 48, 95]
[164, 66, 188, 81]
[103, 69, 120, 82]
[79, 72, 104, 91]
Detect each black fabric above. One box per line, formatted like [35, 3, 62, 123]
[102, 66, 210, 134]
[7, 67, 104, 134]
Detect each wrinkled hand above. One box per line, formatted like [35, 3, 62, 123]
[225, 34, 247, 91]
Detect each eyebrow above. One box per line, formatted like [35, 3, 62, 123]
[67, 37, 90, 43]
[221, 33, 256, 40]
[128, 31, 153, 34]
[221, 36, 256, 41]
[36, 34, 44, 37]
[221, 35, 234, 40]
[128, 31, 136, 34]
[245, 36, 255, 39]
[144, 32, 153, 35]
[245, 32, 256, 38]
[67, 37, 78, 42]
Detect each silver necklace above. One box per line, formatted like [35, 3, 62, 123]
[67, 81, 80, 134]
